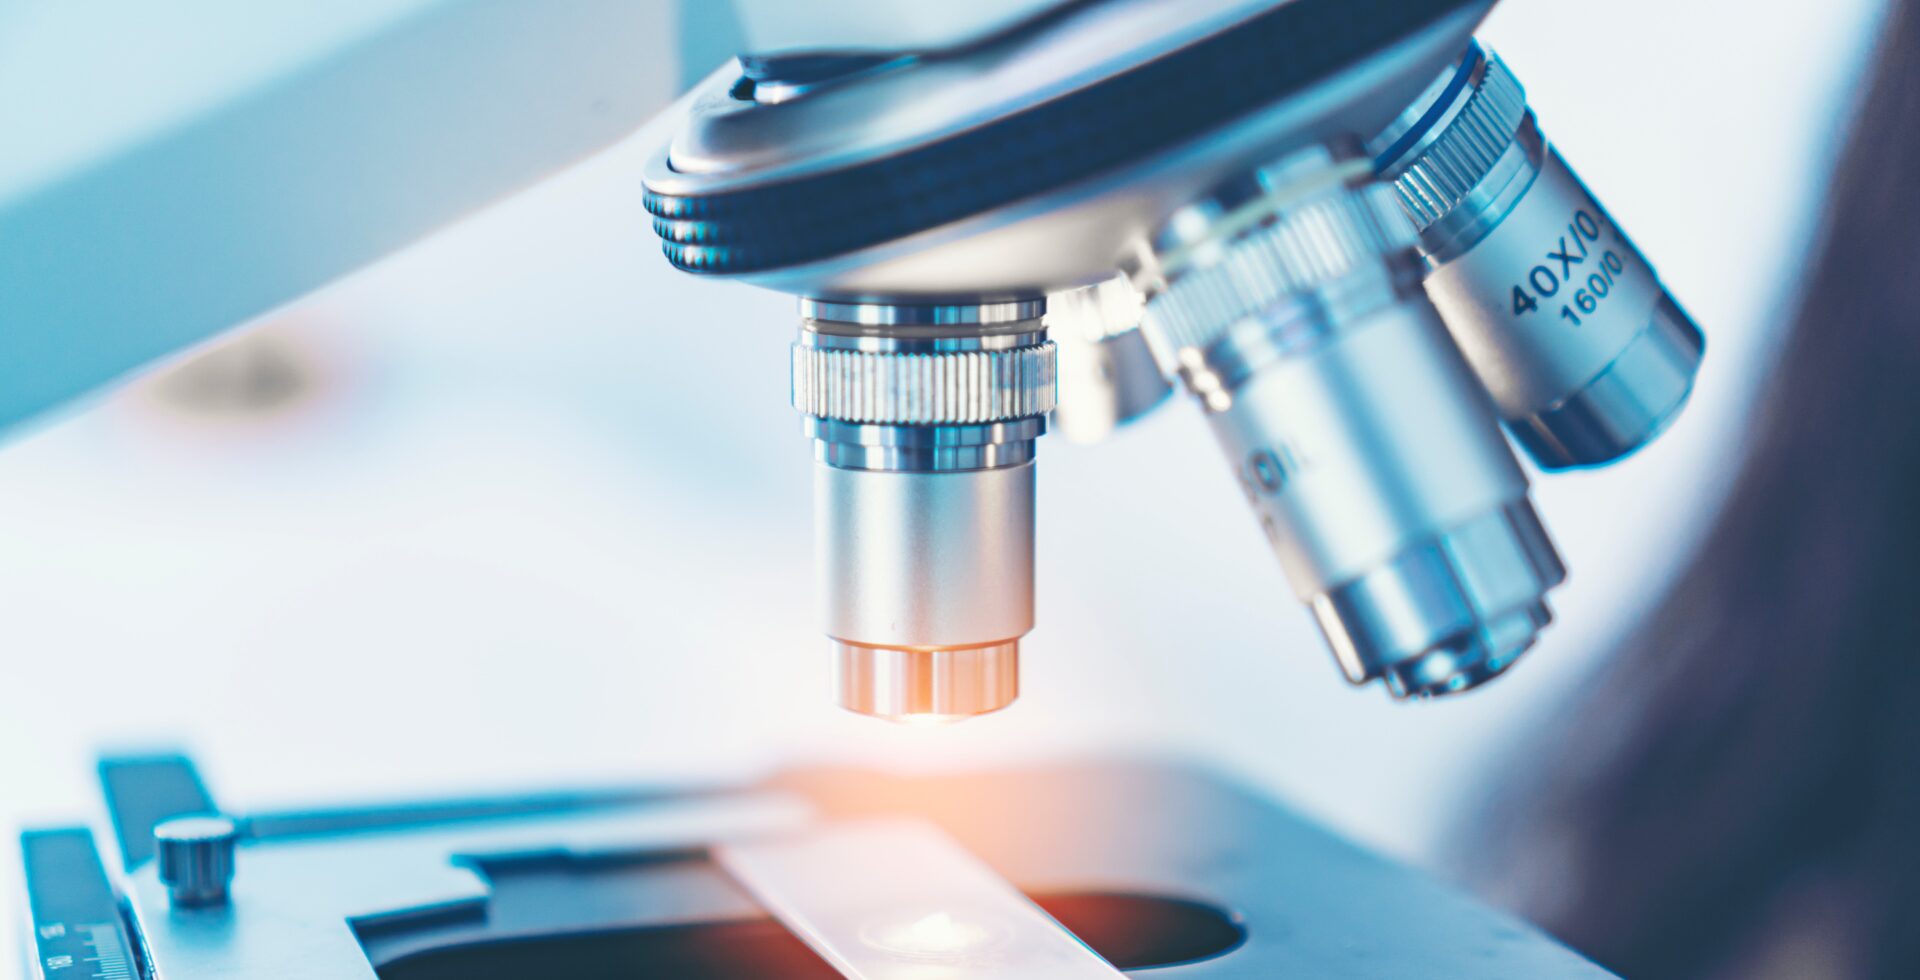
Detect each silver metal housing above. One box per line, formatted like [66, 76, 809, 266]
[794, 302, 1055, 720]
[1372, 42, 1705, 468]
[1047, 277, 1172, 442]
[1137, 142, 1566, 697]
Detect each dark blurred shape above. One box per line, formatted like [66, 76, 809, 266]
[377, 920, 842, 980]
[1477, 4, 1920, 979]
[372, 891, 1242, 979]
[1034, 892, 1246, 968]
[143, 326, 319, 418]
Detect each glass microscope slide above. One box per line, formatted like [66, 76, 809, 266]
[716, 818, 1125, 979]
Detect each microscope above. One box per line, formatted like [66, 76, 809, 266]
[645, 0, 1700, 719]
[10, 1, 1699, 976]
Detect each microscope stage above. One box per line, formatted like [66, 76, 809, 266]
[19, 754, 1612, 978]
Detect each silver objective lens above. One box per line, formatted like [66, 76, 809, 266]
[1136, 142, 1565, 698]
[791, 300, 1056, 721]
[1371, 41, 1704, 468]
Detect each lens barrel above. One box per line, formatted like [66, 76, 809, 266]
[1372, 41, 1704, 469]
[1137, 142, 1565, 698]
[791, 300, 1055, 721]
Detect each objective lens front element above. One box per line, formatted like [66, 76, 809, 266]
[1374, 42, 1705, 468]
[835, 641, 1021, 723]
[1138, 141, 1566, 698]
[793, 302, 1054, 722]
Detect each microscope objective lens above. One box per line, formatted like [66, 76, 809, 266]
[1136, 140, 1565, 698]
[1370, 41, 1704, 468]
[791, 300, 1055, 722]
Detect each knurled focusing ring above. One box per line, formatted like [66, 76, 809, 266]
[1374, 40, 1527, 230]
[791, 337, 1057, 426]
[1143, 178, 1418, 365]
[793, 302, 1055, 472]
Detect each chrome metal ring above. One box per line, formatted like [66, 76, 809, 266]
[1144, 181, 1416, 361]
[798, 298, 1047, 326]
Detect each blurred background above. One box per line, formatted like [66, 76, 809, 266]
[0, 0, 1885, 948]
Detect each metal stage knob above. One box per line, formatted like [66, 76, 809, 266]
[154, 814, 239, 908]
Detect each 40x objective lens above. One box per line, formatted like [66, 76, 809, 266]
[1372, 41, 1704, 469]
[1137, 141, 1565, 698]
